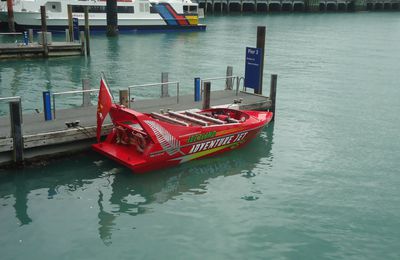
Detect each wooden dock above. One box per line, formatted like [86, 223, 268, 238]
[0, 87, 275, 167]
[0, 42, 85, 59]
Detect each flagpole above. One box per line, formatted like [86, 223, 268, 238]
[101, 72, 116, 103]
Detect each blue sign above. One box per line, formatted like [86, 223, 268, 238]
[73, 17, 79, 41]
[244, 47, 263, 92]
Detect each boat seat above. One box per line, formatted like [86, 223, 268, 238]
[168, 111, 208, 126]
[185, 111, 225, 125]
[151, 112, 189, 126]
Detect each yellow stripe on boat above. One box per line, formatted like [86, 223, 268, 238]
[185, 16, 198, 25]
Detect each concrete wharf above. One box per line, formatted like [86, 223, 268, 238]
[0, 79, 276, 167]
[196, 0, 400, 12]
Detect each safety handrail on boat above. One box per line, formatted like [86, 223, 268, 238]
[127, 81, 180, 108]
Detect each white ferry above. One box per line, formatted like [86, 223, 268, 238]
[0, 0, 206, 32]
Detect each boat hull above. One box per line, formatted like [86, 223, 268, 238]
[93, 108, 273, 173]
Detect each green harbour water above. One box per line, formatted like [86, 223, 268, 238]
[1, 13, 400, 259]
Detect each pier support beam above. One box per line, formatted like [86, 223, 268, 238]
[202, 82, 211, 109]
[119, 90, 129, 107]
[82, 79, 91, 106]
[9, 101, 24, 163]
[28, 29, 33, 43]
[67, 5, 73, 41]
[40, 6, 48, 58]
[225, 66, 233, 90]
[270, 74, 277, 120]
[84, 6, 91, 56]
[6, 0, 15, 32]
[256, 26, 266, 95]
[106, 0, 119, 36]
[161, 72, 169, 97]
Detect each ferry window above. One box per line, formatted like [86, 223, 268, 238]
[190, 6, 197, 12]
[71, 5, 84, 13]
[117, 6, 134, 13]
[150, 5, 158, 13]
[183, 5, 188, 13]
[89, 6, 106, 13]
[145, 3, 150, 12]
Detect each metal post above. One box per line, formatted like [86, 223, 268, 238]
[119, 90, 128, 107]
[225, 66, 233, 90]
[84, 6, 90, 56]
[270, 74, 277, 120]
[82, 79, 91, 106]
[202, 81, 211, 109]
[6, 0, 15, 32]
[42, 91, 52, 121]
[40, 6, 48, 57]
[161, 72, 169, 97]
[256, 26, 266, 95]
[194, 77, 201, 101]
[9, 101, 24, 163]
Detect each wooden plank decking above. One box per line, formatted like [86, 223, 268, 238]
[0, 42, 84, 59]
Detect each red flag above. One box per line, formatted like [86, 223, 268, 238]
[97, 78, 112, 142]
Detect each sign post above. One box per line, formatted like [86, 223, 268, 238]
[244, 47, 263, 94]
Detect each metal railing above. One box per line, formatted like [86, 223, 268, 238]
[0, 96, 21, 102]
[200, 75, 243, 96]
[127, 81, 180, 108]
[52, 89, 99, 119]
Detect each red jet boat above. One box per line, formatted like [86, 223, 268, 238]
[92, 78, 273, 173]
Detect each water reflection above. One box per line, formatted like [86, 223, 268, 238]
[0, 123, 274, 245]
[95, 124, 274, 244]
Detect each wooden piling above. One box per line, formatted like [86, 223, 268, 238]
[67, 5, 73, 41]
[225, 66, 233, 90]
[256, 26, 266, 95]
[28, 29, 33, 43]
[161, 72, 169, 97]
[82, 79, 91, 106]
[269, 74, 277, 119]
[9, 101, 24, 163]
[40, 6, 48, 57]
[80, 31, 85, 55]
[106, 0, 119, 36]
[119, 90, 129, 107]
[6, 0, 15, 32]
[84, 6, 90, 56]
[202, 81, 211, 109]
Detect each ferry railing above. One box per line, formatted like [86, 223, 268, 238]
[52, 89, 99, 119]
[200, 75, 241, 96]
[127, 81, 180, 108]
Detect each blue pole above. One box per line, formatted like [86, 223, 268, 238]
[43, 91, 52, 121]
[194, 77, 201, 102]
